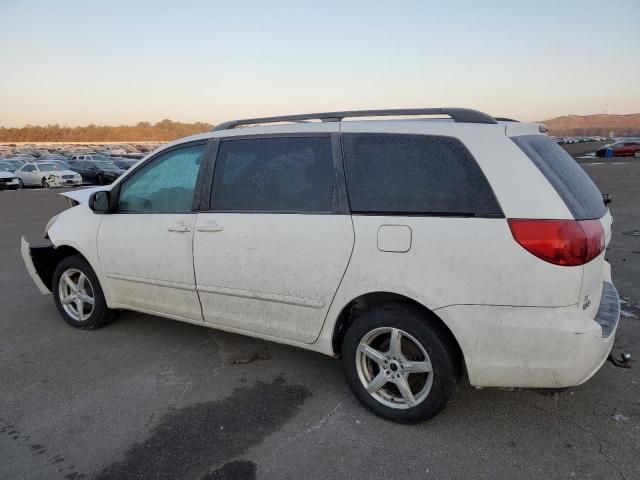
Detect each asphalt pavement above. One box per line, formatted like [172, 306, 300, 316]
[1, 152, 639, 480]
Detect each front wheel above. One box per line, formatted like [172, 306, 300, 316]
[42, 178, 49, 188]
[52, 255, 114, 329]
[341, 303, 458, 423]
[634, 150, 640, 158]
[17, 178, 24, 189]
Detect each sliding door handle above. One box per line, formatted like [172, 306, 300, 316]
[197, 223, 223, 232]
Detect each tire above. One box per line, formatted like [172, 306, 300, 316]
[17, 178, 24, 189]
[341, 303, 458, 423]
[634, 150, 640, 158]
[96, 174, 103, 185]
[52, 255, 113, 329]
[42, 178, 49, 188]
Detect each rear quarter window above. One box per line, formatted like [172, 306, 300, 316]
[511, 135, 606, 220]
[342, 133, 502, 217]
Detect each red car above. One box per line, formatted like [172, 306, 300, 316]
[595, 141, 640, 158]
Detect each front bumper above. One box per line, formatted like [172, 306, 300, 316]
[0, 178, 19, 189]
[437, 283, 621, 388]
[47, 176, 82, 188]
[21, 237, 54, 294]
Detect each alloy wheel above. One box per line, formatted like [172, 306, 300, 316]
[58, 268, 95, 321]
[355, 327, 433, 409]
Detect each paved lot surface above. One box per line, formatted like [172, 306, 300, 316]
[1, 154, 639, 480]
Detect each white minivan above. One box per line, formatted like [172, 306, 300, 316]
[22, 108, 620, 422]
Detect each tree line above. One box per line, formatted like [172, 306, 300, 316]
[0, 120, 214, 142]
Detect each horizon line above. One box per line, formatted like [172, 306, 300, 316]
[2, 111, 640, 129]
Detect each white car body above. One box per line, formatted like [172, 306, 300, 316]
[16, 163, 82, 188]
[23, 109, 619, 390]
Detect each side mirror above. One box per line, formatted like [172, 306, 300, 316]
[89, 190, 111, 213]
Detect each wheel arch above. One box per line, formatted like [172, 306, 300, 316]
[330, 291, 466, 377]
[31, 244, 88, 291]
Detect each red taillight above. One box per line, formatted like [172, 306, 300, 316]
[508, 219, 605, 266]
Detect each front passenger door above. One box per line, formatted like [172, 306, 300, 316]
[97, 142, 208, 320]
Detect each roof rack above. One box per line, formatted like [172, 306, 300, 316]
[212, 108, 497, 131]
[495, 117, 519, 122]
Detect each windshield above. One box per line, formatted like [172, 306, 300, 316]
[94, 161, 119, 170]
[0, 163, 14, 172]
[39, 163, 65, 172]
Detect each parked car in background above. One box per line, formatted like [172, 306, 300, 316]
[0, 160, 17, 172]
[4, 158, 27, 170]
[37, 159, 73, 170]
[0, 162, 20, 189]
[595, 141, 640, 158]
[22, 108, 619, 423]
[38, 154, 69, 163]
[12, 154, 37, 162]
[16, 162, 82, 188]
[72, 160, 125, 185]
[111, 158, 138, 170]
[68, 154, 110, 164]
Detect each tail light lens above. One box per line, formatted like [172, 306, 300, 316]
[508, 219, 605, 266]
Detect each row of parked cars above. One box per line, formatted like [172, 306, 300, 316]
[0, 153, 141, 190]
[594, 139, 640, 158]
[553, 136, 609, 145]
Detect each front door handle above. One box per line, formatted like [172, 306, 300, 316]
[197, 223, 223, 232]
[167, 224, 192, 233]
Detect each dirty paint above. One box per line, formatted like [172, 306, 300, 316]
[93, 378, 310, 480]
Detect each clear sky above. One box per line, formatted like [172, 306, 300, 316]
[1, 0, 638, 127]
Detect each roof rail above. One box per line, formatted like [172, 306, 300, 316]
[212, 108, 497, 131]
[495, 117, 519, 122]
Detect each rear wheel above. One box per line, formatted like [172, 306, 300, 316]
[52, 255, 113, 329]
[341, 303, 458, 423]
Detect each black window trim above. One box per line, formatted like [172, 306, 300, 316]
[109, 139, 213, 214]
[201, 132, 350, 215]
[341, 132, 505, 219]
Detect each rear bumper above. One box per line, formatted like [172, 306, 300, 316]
[21, 237, 54, 294]
[437, 285, 620, 388]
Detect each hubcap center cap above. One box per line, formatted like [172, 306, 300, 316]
[389, 362, 400, 372]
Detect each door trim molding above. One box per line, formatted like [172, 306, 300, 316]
[106, 273, 196, 291]
[197, 284, 325, 309]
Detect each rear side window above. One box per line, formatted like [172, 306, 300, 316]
[342, 133, 501, 216]
[512, 135, 606, 220]
[210, 137, 335, 213]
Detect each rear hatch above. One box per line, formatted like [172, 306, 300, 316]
[510, 133, 611, 320]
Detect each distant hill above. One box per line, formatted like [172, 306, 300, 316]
[0, 119, 214, 143]
[539, 113, 640, 137]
